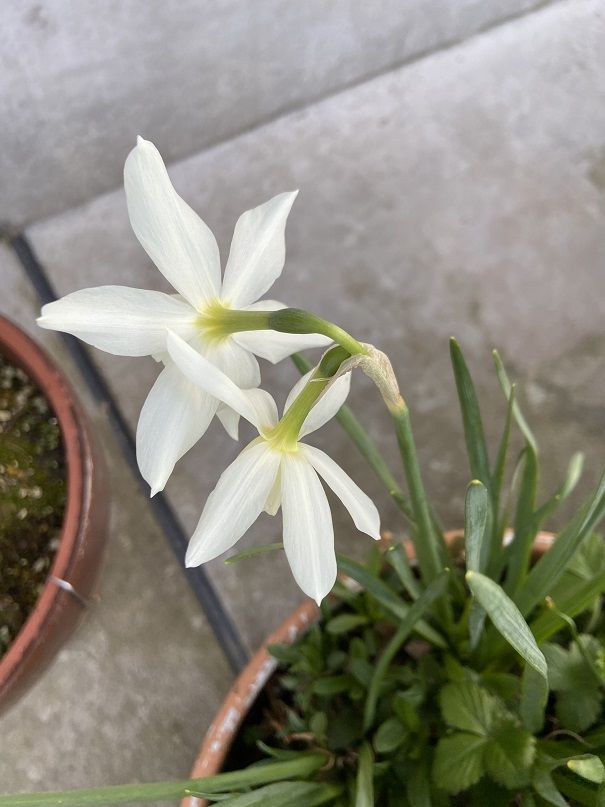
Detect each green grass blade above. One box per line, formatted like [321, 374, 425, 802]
[466, 571, 547, 678]
[450, 338, 491, 488]
[492, 350, 538, 455]
[0, 756, 327, 807]
[492, 383, 516, 508]
[364, 571, 450, 730]
[219, 781, 343, 807]
[465, 480, 489, 573]
[516, 469, 605, 617]
[291, 352, 414, 522]
[530, 570, 605, 643]
[504, 445, 539, 595]
[354, 743, 375, 807]
[534, 452, 585, 527]
[385, 542, 421, 600]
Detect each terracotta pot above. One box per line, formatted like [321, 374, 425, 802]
[0, 316, 108, 713]
[183, 530, 554, 807]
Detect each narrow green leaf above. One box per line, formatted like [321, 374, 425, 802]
[325, 614, 369, 635]
[433, 733, 487, 794]
[291, 352, 415, 522]
[492, 383, 516, 506]
[385, 542, 421, 600]
[521, 663, 548, 733]
[336, 555, 446, 648]
[0, 756, 328, 807]
[504, 444, 539, 594]
[531, 570, 605, 643]
[220, 781, 342, 807]
[355, 743, 375, 807]
[363, 571, 450, 730]
[469, 601, 487, 650]
[466, 571, 547, 678]
[534, 452, 585, 526]
[492, 350, 538, 455]
[533, 766, 569, 807]
[225, 542, 284, 564]
[465, 480, 489, 573]
[450, 338, 491, 487]
[567, 756, 605, 785]
[553, 769, 600, 806]
[516, 468, 605, 616]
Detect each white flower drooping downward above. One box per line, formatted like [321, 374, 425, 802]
[37, 137, 329, 495]
[166, 331, 380, 604]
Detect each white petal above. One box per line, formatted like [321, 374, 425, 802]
[124, 137, 221, 309]
[220, 192, 298, 307]
[203, 337, 260, 388]
[281, 453, 336, 604]
[37, 286, 197, 356]
[284, 369, 314, 412]
[136, 363, 218, 495]
[301, 445, 380, 540]
[233, 330, 332, 364]
[284, 371, 351, 437]
[264, 469, 282, 516]
[245, 388, 279, 432]
[241, 299, 286, 312]
[216, 403, 240, 440]
[166, 331, 262, 428]
[186, 442, 280, 566]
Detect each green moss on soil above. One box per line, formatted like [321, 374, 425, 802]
[0, 353, 67, 657]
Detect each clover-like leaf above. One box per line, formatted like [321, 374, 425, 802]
[433, 733, 487, 794]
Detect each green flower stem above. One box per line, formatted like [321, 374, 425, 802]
[0, 756, 327, 807]
[390, 399, 447, 585]
[269, 308, 367, 357]
[391, 400, 454, 630]
[290, 353, 415, 523]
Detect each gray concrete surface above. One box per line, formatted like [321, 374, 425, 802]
[1, 0, 604, 800]
[1, 0, 550, 228]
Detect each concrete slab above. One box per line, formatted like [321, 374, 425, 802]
[1, 0, 549, 228]
[0, 244, 231, 803]
[26, 0, 605, 653]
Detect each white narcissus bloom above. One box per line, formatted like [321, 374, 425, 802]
[166, 331, 381, 604]
[37, 137, 329, 495]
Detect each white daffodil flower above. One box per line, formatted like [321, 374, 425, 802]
[37, 137, 329, 495]
[166, 331, 380, 604]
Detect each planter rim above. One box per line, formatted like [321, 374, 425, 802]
[0, 315, 105, 706]
[183, 529, 554, 807]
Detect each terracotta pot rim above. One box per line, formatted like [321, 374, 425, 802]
[183, 529, 555, 807]
[0, 316, 97, 698]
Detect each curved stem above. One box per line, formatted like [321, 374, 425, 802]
[268, 308, 367, 356]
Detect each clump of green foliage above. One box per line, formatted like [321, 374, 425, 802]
[0, 353, 66, 657]
[222, 344, 605, 807]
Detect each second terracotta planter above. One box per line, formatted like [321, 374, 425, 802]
[0, 316, 109, 713]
